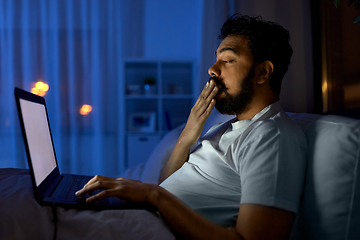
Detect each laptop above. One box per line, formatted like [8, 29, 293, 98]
[14, 87, 146, 211]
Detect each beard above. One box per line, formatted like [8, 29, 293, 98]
[213, 67, 255, 115]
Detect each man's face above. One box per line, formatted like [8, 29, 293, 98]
[208, 34, 256, 115]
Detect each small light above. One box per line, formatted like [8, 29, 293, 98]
[32, 81, 49, 96]
[31, 87, 39, 95]
[80, 104, 92, 115]
[35, 81, 44, 89]
[322, 81, 328, 94]
[43, 83, 49, 91]
[31, 87, 46, 96]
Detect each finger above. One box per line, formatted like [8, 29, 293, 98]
[196, 85, 218, 116]
[198, 80, 215, 102]
[196, 100, 216, 122]
[75, 179, 117, 196]
[85, 188, 117, 203]
[204, 99, 216, 118]
[83, 175, 114, 189]
[208, 85, 219, 100]
[194, 80, 215, 106]
[193, 89, 217, 117]
[82, 175, 102, 188]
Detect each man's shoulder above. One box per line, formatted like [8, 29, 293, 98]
[257, 111, 307, 146]
[250, 110, 307, 145]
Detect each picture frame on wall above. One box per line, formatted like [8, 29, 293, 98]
[128, 112, 156, 132]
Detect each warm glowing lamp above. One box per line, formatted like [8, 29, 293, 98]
[80, 104, 92, 115]
[35, 81, 44, 89]
[31, 88, 40, 95]
[31, 81, 49, 96]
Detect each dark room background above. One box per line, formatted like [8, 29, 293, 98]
[1, 0, 357, 177]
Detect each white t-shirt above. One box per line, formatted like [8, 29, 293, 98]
[160, 102, 307, 227]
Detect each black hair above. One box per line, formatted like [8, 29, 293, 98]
[219, 14, 293, 96]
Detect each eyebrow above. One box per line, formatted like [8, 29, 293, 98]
[215, 47, 237, 56]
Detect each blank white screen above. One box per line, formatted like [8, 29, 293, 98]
[20, 99, 57, 186]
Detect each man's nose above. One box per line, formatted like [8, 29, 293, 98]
[208, 62, 220, 77]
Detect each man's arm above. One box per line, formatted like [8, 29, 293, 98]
[75, 176, 296, 240]
[158, 80, 218, 184]
[154, 186, 296, 240]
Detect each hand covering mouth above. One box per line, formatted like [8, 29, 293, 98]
[209, 77, 227, 92]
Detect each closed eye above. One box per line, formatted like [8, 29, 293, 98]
[223, 60, 234, 64]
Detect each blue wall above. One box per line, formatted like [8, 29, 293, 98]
[144, 0, 202, 59]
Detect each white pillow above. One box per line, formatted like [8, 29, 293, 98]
[140, 124, 185, 184]
[120, 162, 145, 180]
[289, 113, 360, 240]
[140, 110, 235, 184]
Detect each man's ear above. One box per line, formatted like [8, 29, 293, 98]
[256, 61, 274, 85]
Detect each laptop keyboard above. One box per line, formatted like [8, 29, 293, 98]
[60, 175, 109, 205]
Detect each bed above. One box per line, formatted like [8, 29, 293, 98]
[1, 111, 360, 240]
[0, 168, 175, 240]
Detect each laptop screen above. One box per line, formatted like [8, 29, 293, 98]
[19, 98, 57, 186]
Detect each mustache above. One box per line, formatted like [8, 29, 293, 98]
[209, 77, 227, 91]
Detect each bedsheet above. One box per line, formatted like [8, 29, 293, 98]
[0, 168, 175, 240]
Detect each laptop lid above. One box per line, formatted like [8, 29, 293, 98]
[15, 87, 61, 201]
[14, 87, 157, 211]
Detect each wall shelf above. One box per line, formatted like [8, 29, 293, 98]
[122, 59, 196, 168]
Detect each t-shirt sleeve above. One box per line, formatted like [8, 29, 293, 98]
[238, 122, 307, 213]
